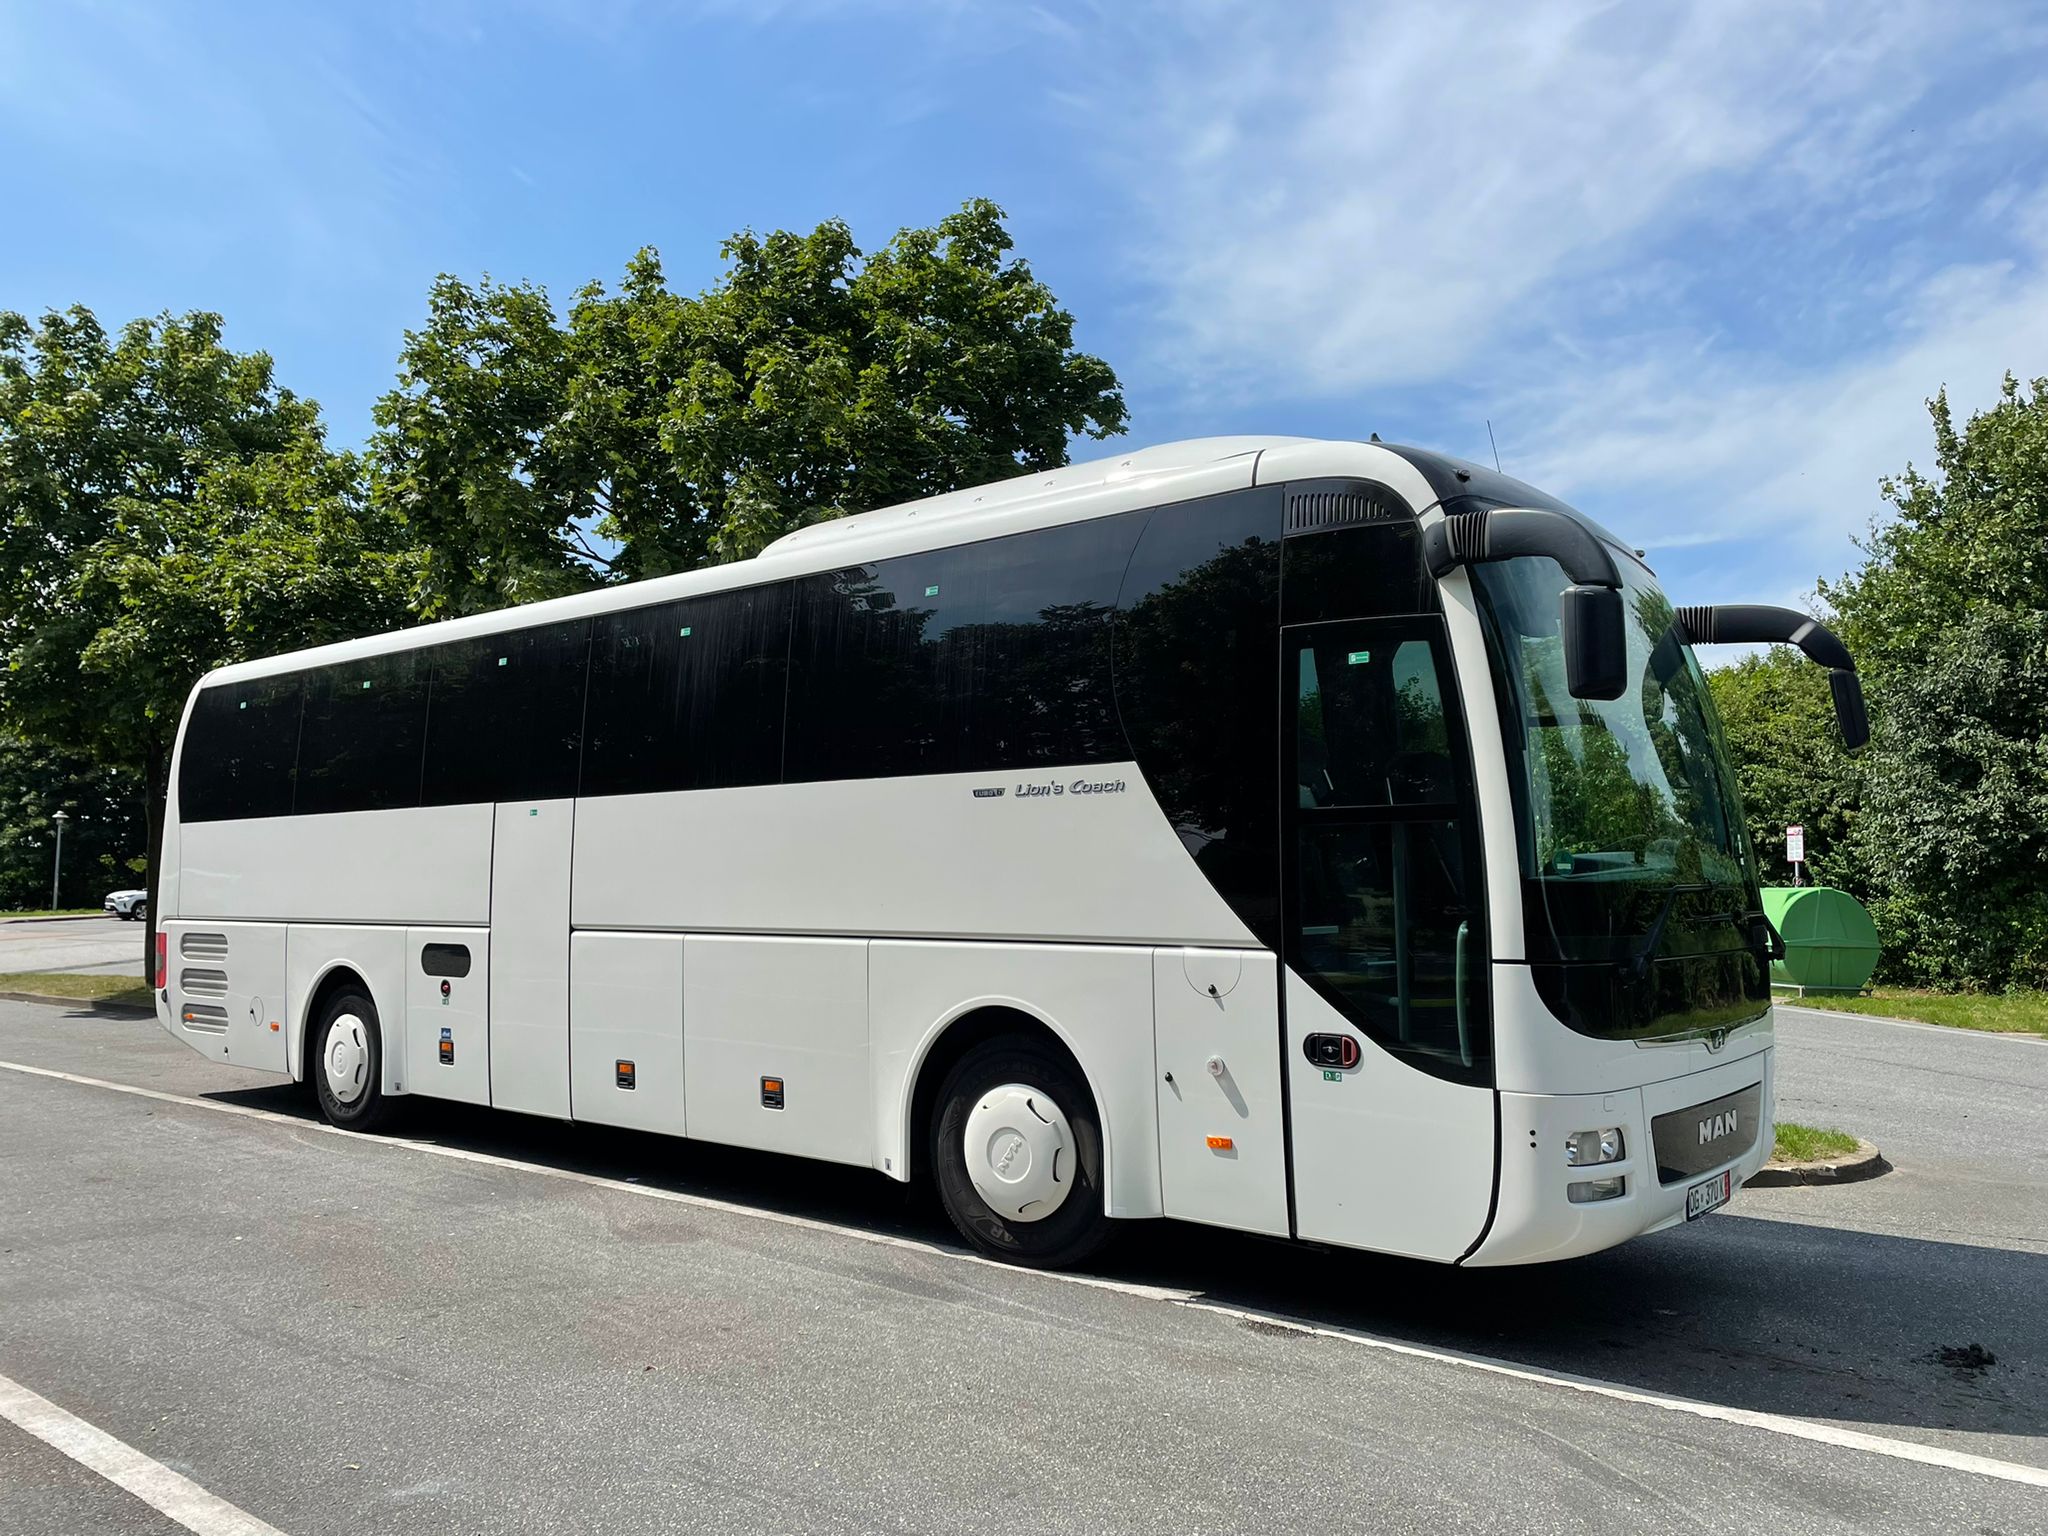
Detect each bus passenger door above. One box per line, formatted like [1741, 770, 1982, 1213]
[489, 799, 575, 1118]
[1281, 617, 1497, 1261]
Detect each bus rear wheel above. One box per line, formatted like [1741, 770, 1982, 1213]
[932, 1037, 1110, 1269]
[312, 988, 399, 1132]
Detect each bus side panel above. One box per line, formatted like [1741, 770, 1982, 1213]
[177, 805, 493, 925]
[1153, 947, 1288, 1237]
[571, 771, 1255, 949]
[405, 927, 490, 1107]
[870, 941, 1162, 1219]
[163, 919, 286, 1075]
[683, 934, 867, 1165]
[285, 925, 406, 1093]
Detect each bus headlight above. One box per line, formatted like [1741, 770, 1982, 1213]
[1565, 1127, 1624, 1166]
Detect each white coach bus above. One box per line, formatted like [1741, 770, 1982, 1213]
[152, 437, 1867, 1269]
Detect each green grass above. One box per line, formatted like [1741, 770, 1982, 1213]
[1773, 1122, 1861, 1163]
[0, 908, 102, 920]
[0, 971, 154, 1009]
[1787, 987, 2048, 1036]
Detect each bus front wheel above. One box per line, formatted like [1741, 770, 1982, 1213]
[932, 1037, 1110, 1269]
[312, 988, 399, 1132]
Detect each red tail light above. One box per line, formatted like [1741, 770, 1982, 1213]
[154, 931, 167, 991]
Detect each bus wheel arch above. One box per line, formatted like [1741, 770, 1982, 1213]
[910, 1005, 1115, 1267]
[297, 964, 371, 1086]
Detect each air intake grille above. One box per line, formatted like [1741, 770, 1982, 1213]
[1286, 484, 1403, 533]
[181, 968, 228, 1000]
[1673, 606, 1713, 643]
[181, 932, 228, 963]
[179, 1003, 229, 1035]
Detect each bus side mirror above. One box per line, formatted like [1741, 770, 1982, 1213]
[1561, 584, 1628, 701]
[1673, 603, 1868, 753]
[1829, 669, 1869, 751]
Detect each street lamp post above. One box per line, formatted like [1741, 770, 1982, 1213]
[50, 810, 68, 912]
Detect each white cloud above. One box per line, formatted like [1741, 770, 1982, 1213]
[1098, 0, 1969, 394]
[1065, 0, 2048, 594]
[1509, 249, 2048, 581]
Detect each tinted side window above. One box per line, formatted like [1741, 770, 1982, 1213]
[1281, 520, 1432, 626]
[583, 583, 792, 797]
[1114, 487, 1285, 947]
[784, 514, 1141, 783]
[1295, 637, 1452, 807]
[178, 675, 303, 822]
[295, 651, 429, 815]
[422, 621, 590, 805]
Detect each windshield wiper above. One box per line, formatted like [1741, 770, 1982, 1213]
[1627, 883, 1708, 980]
[1629, 886, 1785, 979]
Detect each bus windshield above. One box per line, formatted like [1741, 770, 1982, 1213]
[1471, 553, 1770, 1040]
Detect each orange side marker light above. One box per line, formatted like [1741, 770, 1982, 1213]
[1206, 1135, 1234, 1150]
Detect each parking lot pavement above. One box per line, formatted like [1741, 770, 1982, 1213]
[2, 998, 2044, 1534]
[1755, 1005, 2048, 1253]
[0, 916, 146, 978]
[0, 1419, 192, 1536]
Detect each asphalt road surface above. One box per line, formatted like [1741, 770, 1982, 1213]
[1, 997, 2042, 1534]
[0, 915, 147, 979]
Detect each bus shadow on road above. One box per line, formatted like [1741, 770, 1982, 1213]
[204, 1081, 2042, 1453]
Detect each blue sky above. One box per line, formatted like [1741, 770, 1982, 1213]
[5, 1, 2047, 611]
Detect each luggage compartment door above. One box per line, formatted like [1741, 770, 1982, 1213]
[1153, 947, 1288, 1237]
[570, 931, 686, 1136]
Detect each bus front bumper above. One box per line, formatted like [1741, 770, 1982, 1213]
[1462, 1046, 1774, 1266]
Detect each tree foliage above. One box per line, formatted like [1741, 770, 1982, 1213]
[0, 736, 142, 910]
[372, 199, 1127, 617]
[1713, 376, 2048, 988]
[0, 306, 414, 943]
[1704, 648, 1859, 887]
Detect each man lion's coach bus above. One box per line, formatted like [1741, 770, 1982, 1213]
[151, 437, 1867, 1269]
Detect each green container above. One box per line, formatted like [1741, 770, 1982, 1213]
[1761, 886, 1880, 994]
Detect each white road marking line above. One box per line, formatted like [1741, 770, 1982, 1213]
[0, 1061, 1195, 1305]
[0, 1372, 287, 1536]
[5, 1058, 2046, 1492]
[1776, 1004, 2044, 1043]
[1175, 1301, 2048, 1490]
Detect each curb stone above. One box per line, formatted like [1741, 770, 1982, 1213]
[1745, 1137, 1888, 1188]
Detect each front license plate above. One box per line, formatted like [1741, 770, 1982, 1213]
[1685, 1169, 1733, 1221]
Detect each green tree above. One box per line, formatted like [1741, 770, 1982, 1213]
[0, 737, 143, 911]
[0, 306, 415, 963]
[1818, 375, 2048, 987]
[1704, 648, 1859, 887]
[374, 198, 1126, 617]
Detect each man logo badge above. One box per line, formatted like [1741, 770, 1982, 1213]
[972, 787, 1005, 798]
[1699, 1109, 1739, 1146]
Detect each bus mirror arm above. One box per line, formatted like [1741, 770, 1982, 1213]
[1423, 506, 1629, 702]
[1673, 605, 1869, 751]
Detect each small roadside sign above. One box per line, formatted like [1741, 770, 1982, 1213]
[1786, 824, 1805, 863]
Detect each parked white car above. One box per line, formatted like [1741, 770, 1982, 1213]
[103, 889, 148, 920]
